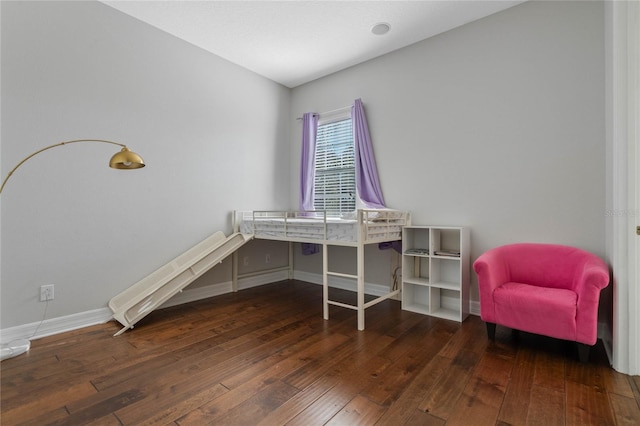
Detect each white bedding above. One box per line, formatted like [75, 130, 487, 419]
[240, 217, 357, 241]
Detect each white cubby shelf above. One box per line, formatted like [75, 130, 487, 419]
[401, 226, 470, 322]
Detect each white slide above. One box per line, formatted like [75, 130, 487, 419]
[109, 231, 252, 336]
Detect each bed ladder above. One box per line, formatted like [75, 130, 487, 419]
[322, 243, 400, 331]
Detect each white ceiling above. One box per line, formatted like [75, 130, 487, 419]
[102, 1, 525, 88]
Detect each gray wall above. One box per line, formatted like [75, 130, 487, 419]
[290, 0, 606, 301]
[1, 1, 290, 328]
[1, 0, 608, 332]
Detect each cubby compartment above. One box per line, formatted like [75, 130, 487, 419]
[429, 287, 462, 321]
[402, 255, 429, 285]
[402, 283, 430, 314]
[403, 228, 430, 254]
[430, 258, 461, 289]
[401, 226, 469, 322]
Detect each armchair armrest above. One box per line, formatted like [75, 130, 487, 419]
[574, 256, 610, 345]
[473, 248, 511, 323]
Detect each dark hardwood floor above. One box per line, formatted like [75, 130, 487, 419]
[1, 280, 639, 425]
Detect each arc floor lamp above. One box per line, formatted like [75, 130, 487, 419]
[0, 139, 145, 361]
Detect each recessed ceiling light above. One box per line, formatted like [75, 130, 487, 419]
[371, 22, 391, 36]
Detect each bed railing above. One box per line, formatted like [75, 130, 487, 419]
[357, 209, 411, 243]
[233, 209, 410, 244]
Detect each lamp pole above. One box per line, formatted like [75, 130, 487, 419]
[0, 139, 145, 361]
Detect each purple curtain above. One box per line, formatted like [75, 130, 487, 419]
[352, 99, 397, 252]
[300, 112, 320, 255]
[352, 98, 386, 209]
[299, 112, 318, 212]
[299, 102, 390, 254]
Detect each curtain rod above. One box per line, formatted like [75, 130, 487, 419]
[296, 104, 352, 120]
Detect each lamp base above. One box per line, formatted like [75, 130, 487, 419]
[0, 338, 31, 361]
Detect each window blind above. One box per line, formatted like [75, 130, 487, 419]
[313, 118, 355, 213]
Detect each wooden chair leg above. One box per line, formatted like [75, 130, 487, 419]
[486, 322, 496, 341]
[577, 342, 590, 363]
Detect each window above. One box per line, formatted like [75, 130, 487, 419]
[313, 116, 355, 213]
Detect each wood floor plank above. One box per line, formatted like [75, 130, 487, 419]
[444, 349, 514, 426]
[361, 319, 456, 406]
[566, 379, 616, 425]
[0, 380, 98, 425]
[220, 326, 350, 391]
[256, 376, 338, 426]
[566, 354, 607, 389]
[111, 313, 332, 423]
[283, 303, 422, 419]
[174, 327, 352, 423]
[285, 352, 395, 425]
[375, 353, 452, 425]
[497, 345, 536, 424]
[631, 375, 640, 407]
[437, 312, 488, 359]
[609, 392, 640, 425]
[112, 378, 228, 425]
[285, 385, 358, 426]
[533, 346, 566, 392]
[525, 384, 565, 426]
[1, 354, 115, 402]
[92, 301, 320, 392]
[12, 406, 70, 426]
[325, 394, 386, 425]
[402, 409, 447, 426]
[416, 349, 480, 419]
[126, 383, 229, 426]
[604, 368, 637, 399]
[281, 320, 393, 391]
[83, 414, 123, 425]
[210, 380, 301, 426]
[1, 280, 637, 426]
[48, 389, 146, 426]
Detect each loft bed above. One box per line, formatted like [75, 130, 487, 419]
[233, 209, 411, 330]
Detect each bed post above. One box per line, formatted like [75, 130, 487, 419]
[232, 252, 239, 292]
[288, 242, 294, 279]
[232, 211, 239, 292]
[323, 243, 329, 321]
[357, 244, 365, 331]
[357, 210, 366, 330]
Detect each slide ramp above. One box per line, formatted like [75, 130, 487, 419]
[109, 231, 252, 336]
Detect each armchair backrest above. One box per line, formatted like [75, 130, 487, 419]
[487, 243, 602, 291]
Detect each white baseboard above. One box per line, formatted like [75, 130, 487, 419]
[470, 300, 480, 316]
[159, 281, 233, 309]
[599, 321, 613, 366]
[237, 270, 291, 291]
[159, 269, 290, 308]
[0, 270, 291, 344]
[0, 307, 113, 344]
[293, 270, 393, 296]
[1, 270, 482, 344]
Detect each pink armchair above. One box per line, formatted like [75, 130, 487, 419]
[473, 243, 609, 362]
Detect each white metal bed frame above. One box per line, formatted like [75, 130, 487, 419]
[232, 209, 410, 330]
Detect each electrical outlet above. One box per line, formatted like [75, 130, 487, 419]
[40, 285, 54, 302]
[243, 256, 249, 266]
[265, 254, 271, 264]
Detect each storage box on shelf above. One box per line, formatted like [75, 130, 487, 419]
[401, 226, 470, 322]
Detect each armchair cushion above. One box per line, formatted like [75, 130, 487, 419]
[494, 282, 577, 341]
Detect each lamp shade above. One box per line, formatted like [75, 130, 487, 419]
[109, 147, 145, 169]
